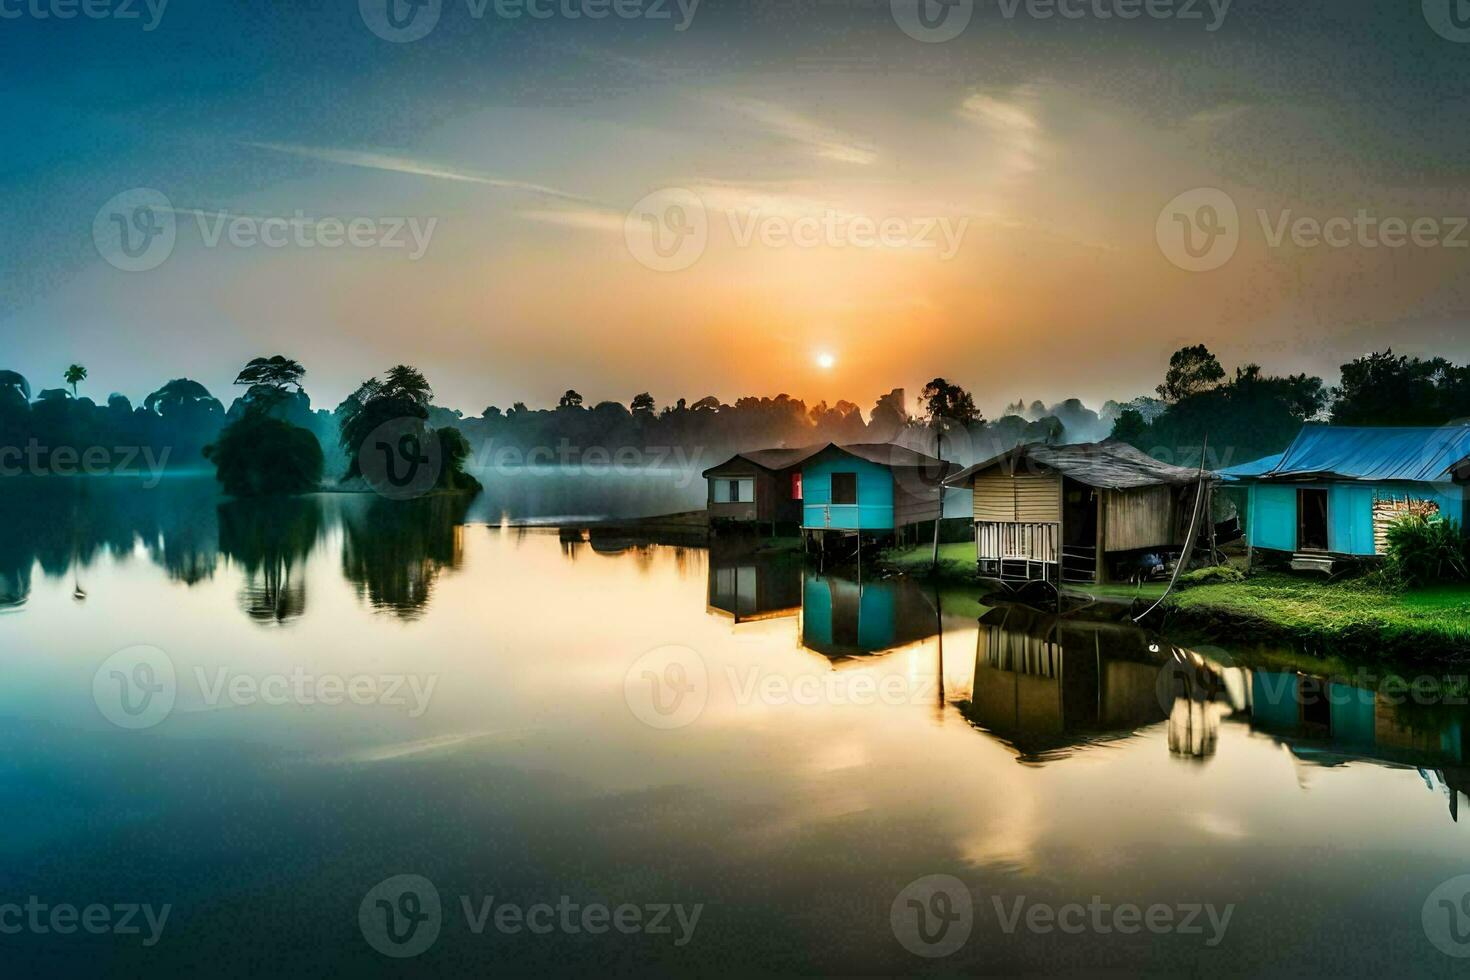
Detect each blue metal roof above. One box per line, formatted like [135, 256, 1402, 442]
[1217, 452, 1284, 482]
[1250, 425, 1470, 483]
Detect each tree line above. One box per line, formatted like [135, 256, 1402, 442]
[3, 346, 1469, 493]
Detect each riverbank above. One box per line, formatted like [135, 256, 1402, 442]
[876, 540, 1470, 662]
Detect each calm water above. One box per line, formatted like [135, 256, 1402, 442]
[3, 475, 1469, 977]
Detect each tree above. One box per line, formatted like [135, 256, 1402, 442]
[631, 392, 656, 416]
[558, 389, 584, 410]
[870, 388, 909, 440]
[336, 365, 479, 495]
[64, 364, 87, 398]
[918, 378, 981, 456]
[205, 357, 323, 496]
[1157, 344, 1225, 404]
[1330, 349, 1463, 426]
[233, 355, 306, 415]
[1109, 407, 1148, 443]
[144, 378, 222, 417]
[0, 370, 31, 401]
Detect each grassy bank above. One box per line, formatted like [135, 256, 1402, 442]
[1160, 572, 1470, 662]
[877, 542, 983, 583]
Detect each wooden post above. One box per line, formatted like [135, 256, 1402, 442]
[1094, 487, 1108, 585]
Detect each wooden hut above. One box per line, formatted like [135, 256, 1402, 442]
[944, 441, 1210, 585]
[702, 446, 822, 532]
[798, 443, 959, 551]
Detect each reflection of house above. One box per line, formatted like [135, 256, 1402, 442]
[706, 549, 801, 623]
[961, 607, 1168, 762]
[702, 447, 820, 530]
[1222, 425, 1470, 572]
[799, 572, 939, 660]
[945, 441, 1209, 584]
[799, 443, 958, 546]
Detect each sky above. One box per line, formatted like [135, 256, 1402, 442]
[3, 0, 1470, 418]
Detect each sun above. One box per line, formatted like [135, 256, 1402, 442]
[815, 351, 836, 370]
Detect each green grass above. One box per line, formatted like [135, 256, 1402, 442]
[881, 541, 976, 568]
[1164, 572, 1470, 661]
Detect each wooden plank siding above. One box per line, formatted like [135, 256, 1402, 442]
[977, 521, 1059, 563]
[971, 471, 1061, 523]
[1102, 485, 1177, 551]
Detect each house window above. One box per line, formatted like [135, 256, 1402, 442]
[831, 472, 857, 505]
[791, 472, 802, 500]
[715, 478, 755, 504]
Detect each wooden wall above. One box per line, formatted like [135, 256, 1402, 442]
[1103, 485, 1177, 551]
[972, 470, 1061, 523]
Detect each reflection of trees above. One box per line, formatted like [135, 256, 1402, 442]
[0, 477, 222, 608]
[339, 495, 468, 619]
[218, 497, 322, 624]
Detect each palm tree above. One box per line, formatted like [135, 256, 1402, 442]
[64, 363, 87, 398]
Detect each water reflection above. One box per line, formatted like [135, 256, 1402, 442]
[963, 606, 1167, 763]
[338, 494, 469, 619]
[218, 497, 322, 624]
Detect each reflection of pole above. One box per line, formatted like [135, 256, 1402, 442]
[934, 586, 945, 712]
[932, 426, 943, 570]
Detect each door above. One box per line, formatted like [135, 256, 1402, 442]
[1297, 488, 1329, 552]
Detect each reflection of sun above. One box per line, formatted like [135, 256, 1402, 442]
[815, 351, 836, 370]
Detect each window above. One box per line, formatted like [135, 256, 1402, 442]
[831, 472, 857, 505]
[790, 472, 802, 500]
[714, 478, 754, 504]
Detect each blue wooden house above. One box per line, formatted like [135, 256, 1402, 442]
[798, 443, 959, 549]
[1221, 425, 1470, 572]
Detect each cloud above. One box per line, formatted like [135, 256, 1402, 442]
[710, 96, 877, 165]
[519, 207, 625, 232]
[958, 88, 1043, 178]
[242, 141, 592, 203]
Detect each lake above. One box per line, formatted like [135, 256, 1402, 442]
[2, 474, 1469, 976]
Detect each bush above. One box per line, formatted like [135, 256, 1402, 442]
[1180, 564, 1244, 585]
[205, 414, 324, 497]
[1384, 514, 1469, 587]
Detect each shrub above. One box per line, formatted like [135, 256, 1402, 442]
[205, 414, 324, 497]
[1180, 564, 1244, 585]
[1384, 514, 1469, 587]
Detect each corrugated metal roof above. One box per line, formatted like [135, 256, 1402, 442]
[702, 444, 825, 477]
[1254, 424, 1470, 483]
[1218, 452, 1285, 482]
[945, 441, 1208, 490]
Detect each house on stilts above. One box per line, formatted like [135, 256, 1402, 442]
[944, 441, 1213, 585]
[797, 443, 959, 553]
